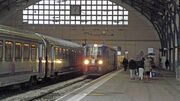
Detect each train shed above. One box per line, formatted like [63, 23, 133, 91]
[0, 0, 180, 101]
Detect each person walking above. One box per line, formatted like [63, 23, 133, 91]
[128, 58, 136, 80]
[144, 57, 152, 80]
[138, 58, 145, 80]
[165, 59, 170, 70]
[122, 58, 128, 71]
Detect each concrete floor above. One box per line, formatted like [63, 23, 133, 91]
[65, 70, 180, 101]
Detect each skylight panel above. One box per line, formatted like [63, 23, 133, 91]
[23, 0, 128, 25]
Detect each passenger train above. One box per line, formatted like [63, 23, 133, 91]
[0, 25, 83, 87]
[83, 44, 117, 76]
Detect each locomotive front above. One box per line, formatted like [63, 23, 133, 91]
[83, 44, 105, 75]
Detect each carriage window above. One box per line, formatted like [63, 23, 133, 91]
[0, 41, 3, 61]
[5, 41, 13, 61]
[31, 45, 37, 60]
[15, 42, 22, 60]
[63, 48, 66, 59]
[55, 47, 59, 59]
[23, 44, 30, 60]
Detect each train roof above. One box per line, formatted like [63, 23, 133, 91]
[86, 44, 116, 51]
[0, 25, 82, 48]
[0, 25, 82, 47]
[0, 25, 43, 42]
[44, 35, 82, 48]
[86, 44, 109, 48]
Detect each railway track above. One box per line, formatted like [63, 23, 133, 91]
[0, 73, 82, 100]
[3, 75, 94, 101]
[32, 77, 93, 101]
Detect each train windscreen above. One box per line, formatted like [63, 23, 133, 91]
[86, 46, 102, 59]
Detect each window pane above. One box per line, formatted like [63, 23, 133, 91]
[92, 6, 96, 10]
[118, 16, 123, 20]
[124, 21, 128, 25]
[108, 21, 112, 25]
[113, 16, 117, 20]
[113, 11, 118, 15]
[97, 6, 101, 10]
[97, 1, 101, 4]
[87, 6, 91, 10]
[102, 21, 107, 25]
[124, 16, 128, 20]
[92, 21, 96, 25]
[102, 16, 107, 20]
[31, 45, 37, 61]
[108, 16, 112, 20]
[97, 16, 101, 20]
[82, 6, 86, 10]
[23, 44, 30, 60]
[81, 16, 85, 20]
[92, 16, 96, 20]
[87, 16, 91, 20]
[81, 1, 85, 4]
[118, 6, 123, 10]
[23, 10, 28, 14]
[97, 21, 101, 25]
[71, 21, 75, 24]
[86, 21, 91, 25]
[92, 11, 96, 15]
[76, 21, 80, 24]
[113, 6, 118, 10]
[76, 16, 80, 20]
[97, 11, 101, 15]
[76, 1, 80, 4]
[55, 47, 59, 59]
[23, 15, 28, 19]
[119, 11, 123, 15]
[15, 43, 22, 60]
[124, 11, 128, 15]
[92, 1, 96, 4]
[108, 11, 112, 15]
[65, 21, 70, 24]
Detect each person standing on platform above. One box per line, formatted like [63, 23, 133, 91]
[165, 59, 170, 70]
[144, 57, 152, 80]
[138, 58, 145, 80]
[122, 58, 128, 71]
[128, 58, 136, 80]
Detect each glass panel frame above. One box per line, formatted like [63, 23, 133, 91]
[23, 0, 128, 25]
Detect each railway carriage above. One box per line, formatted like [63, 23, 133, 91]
[0, 25, 83, 87]
[83, 44, 117, 76]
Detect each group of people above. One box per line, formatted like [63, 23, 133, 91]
[122, 57, 153, 80]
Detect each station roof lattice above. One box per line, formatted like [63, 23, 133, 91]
[23, 0, 128, 25]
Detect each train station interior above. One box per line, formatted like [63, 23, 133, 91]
[0, 0, 180, 101]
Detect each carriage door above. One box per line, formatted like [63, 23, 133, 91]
[50, 46, 55, 76]
[38, 44, 43, 74]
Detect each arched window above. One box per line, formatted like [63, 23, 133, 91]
[23, 0, 128, 25]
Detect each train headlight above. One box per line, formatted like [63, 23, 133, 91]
[98, 60, 103, 65]
[84, 59, 90, 65]
[56, 59, 62, 64]
[42, 59, 46, 63]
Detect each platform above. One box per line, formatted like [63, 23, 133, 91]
[59, 70, 180, 101]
